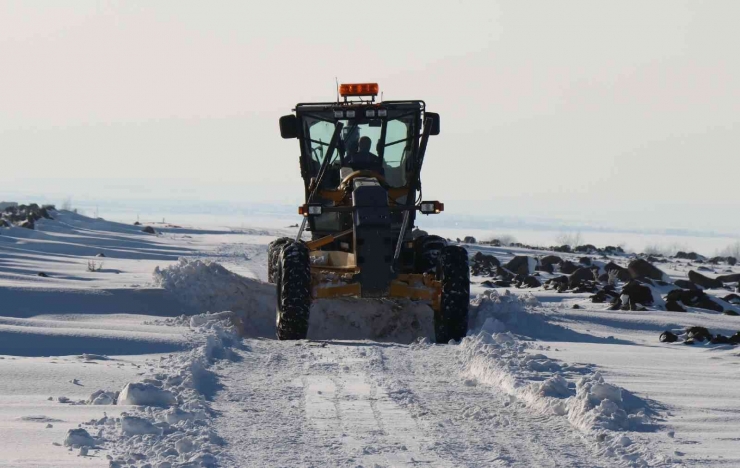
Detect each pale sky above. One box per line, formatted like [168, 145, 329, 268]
[1, 1, 738, 232]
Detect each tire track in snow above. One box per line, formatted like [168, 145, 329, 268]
[214, 339, 607, 467]
[302, 361, 452, 466]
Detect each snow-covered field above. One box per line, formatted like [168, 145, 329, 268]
[1, 209, 739, 467]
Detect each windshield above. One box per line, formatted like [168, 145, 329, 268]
[303, 116, 413, 187]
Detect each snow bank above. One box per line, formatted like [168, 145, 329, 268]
[64, 428, 95, 448]
[118, 382, 176, 407]
[462, 305, 671, 467]
[73, 312, 237, 467]
[154, 258, 275, 336]
[86, 390, 118, 405]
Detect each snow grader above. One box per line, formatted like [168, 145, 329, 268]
[268, 83, 469, 343]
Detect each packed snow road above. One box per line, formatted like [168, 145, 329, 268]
[214, 338, 606, 468]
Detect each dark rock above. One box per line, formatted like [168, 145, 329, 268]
[665, 300, 686, 312]
[711, 334, 732, 344]
[728, 257, 737, 266]
[666, 288, 706, 305]
[686, 326, 712, 342]
[142, 226, 156, 234]
[519, 275, 541, 288]
[494, 280, 512, 288]
[573, 304, 581, 309]
[603, 246, 624, 255]
[470, 252, 500, 276]
[463, 236, 477, 244]
[535, 263, 554, 274]
[571, 281, 600, 294]
[622, 280, 654, 306]
[723, 310, 739, 316]
[667, 287, 723, 312]
[676, 251, 701, 260]
[693, 297, 724, 313]
[552, 245, 571, 253]
[481, 280, 496, 288]
[496, 266, 515, 281]
[505, 256, 533, 275]
[590, 289, 619, 303]
[482, 239, 502, 247]
[96, 253, 106, 258]
[688, 270, 723, 289]
[579, 257, 592, 266]
[545, 276, 569, 289]
[569, 267, 595, 288]
[604, 262, 631, 282]
[646, 256, 659, 263]
[674, 279, 700, 291]
[20, 219, 35, 230]
[731, 332, 740, 344]
[627, 258, 666, 281]
[716, 273, 740, 283]
[134, 221, 141, 226]
[559, 261, 579, 275]
[540, 255, 562, 267]
[722, 294, 740, 305]
[683, 339, 695, 345]
[37, 272, 49, 278]
[598, 273, 609, 282]
[697, 266, 713, 272]
[660, 331, 678, 343]
[574, 244, 597, 253]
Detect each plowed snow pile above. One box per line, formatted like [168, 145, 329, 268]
[461, 290, 672, 467]
[154, 258, 435, 343]
[154, 259, 275, 336]
[71, 313, 239, 468]
[309, 298, 434, 342]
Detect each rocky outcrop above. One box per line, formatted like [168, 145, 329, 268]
[688, 270, 723, 289]
[504, 256, 534, 276]
[470, 252, 500, 276]
[0, 203, 55, 230]
[627, 259, 666, 281]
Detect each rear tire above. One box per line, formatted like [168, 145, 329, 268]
[415, 235, 448, 274]
[268, 237, 293, 283]
[435, 246, 470, 343]
[276, 241, 311, 340]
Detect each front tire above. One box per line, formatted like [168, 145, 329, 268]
[268, 237, 293, 283]
[415, 235, 448, 274]
[435, 246, 470, 343]
[276, 241, 311, 340]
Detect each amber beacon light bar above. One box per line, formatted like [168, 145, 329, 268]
[339, 83, 379, 97]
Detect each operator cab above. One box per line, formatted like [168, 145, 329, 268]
[278, 83, 441, 242]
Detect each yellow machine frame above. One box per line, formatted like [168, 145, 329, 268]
[308, 248, 442, 312]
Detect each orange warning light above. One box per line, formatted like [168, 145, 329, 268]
[339, 83, 379, 97]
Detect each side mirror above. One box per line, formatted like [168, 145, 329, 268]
[279, 115, 299, 139]
[426, 112, 440, 136]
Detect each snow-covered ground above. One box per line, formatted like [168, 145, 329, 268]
[1, 209, 738, 467]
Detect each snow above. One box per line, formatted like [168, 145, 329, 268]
[118, 383, 176, 407]
[63, 428, 95, 447]
[2, 209, 740, 466]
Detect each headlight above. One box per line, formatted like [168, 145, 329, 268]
[419, 201, 444, 214]
[298, 204, 323, 216]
